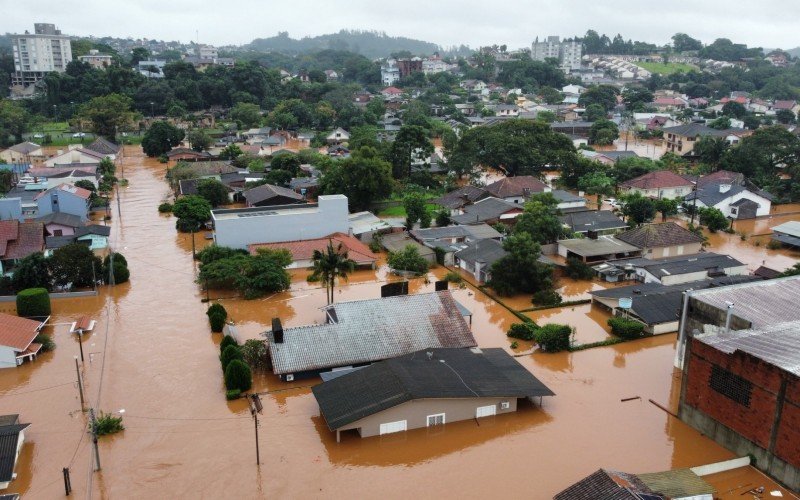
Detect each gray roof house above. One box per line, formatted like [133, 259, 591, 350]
[264, 291, 477, 380]
[0, 414, 29, 490]
[243, 183, 304, 207]
[683, 183, 771, 220]
[771, 220, 800, 248]
[451, 197, 523, 225]
[559, 210, 627, 235]
[312, 347, 554, 440]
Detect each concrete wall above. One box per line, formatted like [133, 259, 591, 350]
[213, 195, 350, 250]
[643, 242, 703, 260]
[339, 397, 519, 438]
[654, 264, 749, 286]
[0, 346, 18, 368]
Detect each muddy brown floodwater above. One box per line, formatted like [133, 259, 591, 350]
[0, 147, 795, 499]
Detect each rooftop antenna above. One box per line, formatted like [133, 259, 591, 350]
[724, 301, 735, 335]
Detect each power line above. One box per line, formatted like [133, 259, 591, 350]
[122, 414, 248, 421]
[0, 381, 74, 397]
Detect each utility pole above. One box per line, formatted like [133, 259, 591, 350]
[249, 394, 262, 465]
[74, 356, 85, 408]
[88, 408, 101, 471]
[109, 251, 115, 287]
[690, 174, 700, 225]
[62, 467, 71, 495]
[115, 183, 122, 221]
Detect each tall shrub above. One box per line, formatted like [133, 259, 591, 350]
[224, 359, 252, 392]
[16, 288, 51, 317]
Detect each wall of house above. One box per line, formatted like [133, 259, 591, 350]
[45, 175, 99, 190]
[624, 186, 692, 199]
[44, 150, 101, 166]
[36, 192, 89, 221]
[339, 397, 519, 438]
[0, 346, 19, 368]
[679, 338, 800, 491]
[651, 264, 749, 286]
[76, 234, 108, 250]
[642, 242, 703, 260]
[0, 198, 23, 222]
[715, 192, 772, 218]
[213, 195, 350, 249]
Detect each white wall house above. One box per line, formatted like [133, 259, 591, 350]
[211, 195, 350, 250]
[44, 148, 104, 167]
[686, 184, 772, 219]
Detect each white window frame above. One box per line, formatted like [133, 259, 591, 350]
[476, 405, 497, 418]
[379, 420, 407, 435]
[426, 413, 446, 427]
[499, 401, 510, 410]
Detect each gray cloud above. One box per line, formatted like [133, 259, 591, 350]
[3, 0, 799, 50]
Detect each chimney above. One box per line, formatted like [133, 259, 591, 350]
[719, 184, 731, 194]
[271, 318, 283, 344]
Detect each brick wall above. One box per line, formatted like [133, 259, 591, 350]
[775, 377, 800, 468]
[683, 339, 781, 449]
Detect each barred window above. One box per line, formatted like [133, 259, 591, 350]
[709, 366, 752, 407]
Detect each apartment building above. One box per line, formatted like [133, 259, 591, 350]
[531, 36, 582, 72]
[10, 23, 73, 90]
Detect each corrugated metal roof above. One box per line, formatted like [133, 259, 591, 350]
[772, 220, 800, 238]
[0, 421, 29, 483]
[690, 276, 800, 329]
[696, 320, 800, 375]
[637, 469, 714, 497]
[265, 291, 477, 375]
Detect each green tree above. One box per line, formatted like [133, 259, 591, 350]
[48, 244, 102, 289]
[538, 86, 564, 105]
[218, 144, 243, 160]
[79, 93, 135, 141]
[584, 103, 606, 122]
[130, 47, 151, 67]
[655, 198, 680, 222]
[196, 179, 229, 207]
[0, 99, 33, 145]
[620, 193, 657, 226]
[388, 125, 434, 179]
[403, 191, 427, 229]
[224, 359, 252, 391]
[188, 129, 212, 152]
[198, 249, 292, 299]
[488, 232, 555, 296]
[142, 121, 185, 157]
[671, 33, 703, 52]
[722, 101, 746, 119]
[775, 109, 796, 125]
[308, 240, 357, 305]
[241, 339, 269, 371]
[578, 171, 615, 210]
[172, 195, 212, 232]
[220, 344, 243, 370]
[270, 153, 301, 176]
[319, 146, 394, 211]
[622, 87, 654, 111]
[589, 119, 619, 145]
[693, 136, 729, 170]
[699, 207, 730, 232]
[387, 245, 430, 275]
[230, 102, 262, 129]
[435, 208, 451, 227]
[12, 253, 50, 291]
[578, 85, 619, 112]
[16, 288, 51, 317]
[513, 193, 567, 244]
[779, 262, 800, 277]
[708, 115, 731, 130]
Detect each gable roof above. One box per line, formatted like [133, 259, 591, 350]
[36, 212, 83, 228]
[34, 183, 92, 201]
[28, 166, 98, 178]
[684, 183, 767, 208]
[243, 183, 303, 205]
[75, 224, 111, 238]
[454, 238, 507, 266]
[0, 419, 30, 483]
[616, 222, 704, 249]
[312, 348, 554, 430]
[637, 469, 715, 498]
[554, 469, 656, 500]
[431, 185, 489, 209]
[451, 197, 520, 224]
[166, 148, 211, 158]
[0, 221, 44, 260]
[264, 291, 477, 375]
[411, 223, 502, 242]
[620, 170, 693, 190]
[560, 210, 627, 233]
[248, 232, 376, 266]
[694, 169, 744, 188]
[661, 123, 729, 138]
[0, 313, 43, 351]
[485, 176, 548, 198]
[84, 137, 121, 156]
[8, 142, 41, 155]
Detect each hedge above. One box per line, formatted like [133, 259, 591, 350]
[225, 389, 241, 400]
[207, 303, 227, 319]
[209, 311, 226, 333]
[607, 317, 646, 339]
[220, 335, 237, 352]
[224, 359, 252, 392]
[507, 323, 537, 341]
[16, 288, 51, 317]
[534, 324, 573, 353]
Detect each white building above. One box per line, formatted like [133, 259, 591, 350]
[138, 59, 166, 78]
[196, 44, 218, 59]
[684, 183, 772, 220]
[211, 195, 350, 249]
[10, 23, 72, 91]
[531, 36, 582, 72]
[381, 62, 400, 86]
[78, 49, 112, 69]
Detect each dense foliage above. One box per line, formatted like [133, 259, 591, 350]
[16, 288, 51, 317]
[387, 245, 430, 275]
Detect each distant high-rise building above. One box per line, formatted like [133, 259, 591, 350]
[10, 23, 73, 91]
[531, 36, 582, 73]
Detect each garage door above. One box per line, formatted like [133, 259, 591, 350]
[379, 420, 407, 435]
[476, 405, 496, 418]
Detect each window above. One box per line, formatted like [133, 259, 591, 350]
[500, 402, 510, 410]
[427, 413, 445, 427]
[709, 365, 752, 407]
[53, 229, 63, 237]
[476, 405, 496, 418]
[379, 420, 407, 435]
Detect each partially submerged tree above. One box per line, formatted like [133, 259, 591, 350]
[308, 240, 357, 305]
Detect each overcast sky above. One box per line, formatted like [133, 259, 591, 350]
[3, 0, 799, 50]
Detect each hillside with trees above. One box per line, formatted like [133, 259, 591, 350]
[246, 30, 441, 59]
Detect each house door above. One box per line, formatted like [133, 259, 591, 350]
[379, 420, 407, 435]
[476, 405, 496, 418]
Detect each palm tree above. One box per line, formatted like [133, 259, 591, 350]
[309, 240, 356, 305]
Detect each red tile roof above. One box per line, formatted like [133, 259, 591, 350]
[774, 100, 797, 110]
[620, 170, 693, 190]
[382, 86, 403, 95]
[0, 313, 42, 351]
[485, 176, 548, 198]
[248, 232, 377, 266]
[3, 222, 44, 260]
[0, 221, 19, 256]
[75, 316, 93, 331]
[616, 222, 705, 249]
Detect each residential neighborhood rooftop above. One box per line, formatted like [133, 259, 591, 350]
[689, 276, 800, 329]
[263, 291, 477, 375]
[248, 232, 376, 266]
[616, 222, 705, 249]
[312, 348, 554, 430]
[485, 176, 548, 198]
[451, 197, 520, 224]
[620, 170, 694, 190]
[558, 236, 640, 257]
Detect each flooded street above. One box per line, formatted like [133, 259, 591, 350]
[0, 147, 795, 498]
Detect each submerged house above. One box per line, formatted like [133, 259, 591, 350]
[248, 232, 377, 269]
[0, 313, 46, 369]
[0, 414, 30, 490]
[264, 291, 477, 381]
[616, 222, 705, 259]
[313, 347, 554, 441]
